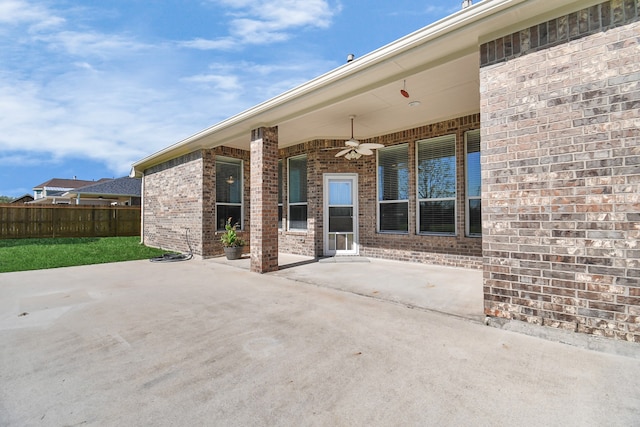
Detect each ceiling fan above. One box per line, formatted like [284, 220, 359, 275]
[335, 115, 384, 160]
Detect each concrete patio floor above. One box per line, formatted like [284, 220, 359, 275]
[1, 257, 639, 426]
[211, 254, 484, 322]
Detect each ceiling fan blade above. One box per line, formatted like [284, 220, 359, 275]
[345, 138, 359, 147]
[335, 148, 352, 157]
[355, 147, 373, 156]
[358, 143, 385, 150]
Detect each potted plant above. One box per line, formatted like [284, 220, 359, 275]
[220, 217, 245, 260]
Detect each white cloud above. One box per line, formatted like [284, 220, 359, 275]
[0, 0, 64, 29]
[35, 30, 150, 58]
[182, 74, 242, 92]
[0, 0, 342, 183]
[196, 0, 337, 46]
[180, 37, 237, 51]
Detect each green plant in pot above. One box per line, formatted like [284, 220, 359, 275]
[220, 217, 245, 260]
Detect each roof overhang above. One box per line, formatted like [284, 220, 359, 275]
[131, 0, 598, 177]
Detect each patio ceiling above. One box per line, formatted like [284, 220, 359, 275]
[271, 52, 480, 149]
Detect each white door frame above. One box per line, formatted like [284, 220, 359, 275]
[323, 173, 359, 256]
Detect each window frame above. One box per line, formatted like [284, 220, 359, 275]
[278, 159, 284, 230]
[215, 156, 243, 231]
[416, 134, 457, 236]
[465, 129, 482, 237]
[287, 154, 308, 231]
[376, 143, 410, 234]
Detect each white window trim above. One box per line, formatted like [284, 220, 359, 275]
[278, 159, 284, 230]
[377, 143, 409, 234]
[416, 134, 457, 236]
[287, 154, 308, 232]
[216, 156, 243, 231]
[323, 173, 359, 256]
[465, 129, 482, 238]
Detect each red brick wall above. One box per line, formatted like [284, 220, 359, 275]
[144, 151, 207, 256]
[143, 147, 250, 258]
[279, 114, 483, 268]
[480, 2, 640, 342]
[144, 116, 483, 269]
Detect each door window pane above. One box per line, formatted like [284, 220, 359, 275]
[329, 207, 353, 232]
[329, 181, 352, 205]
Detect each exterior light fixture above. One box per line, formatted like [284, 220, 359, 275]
[226, 176, 235, 184]
[400, 80, 410, 98]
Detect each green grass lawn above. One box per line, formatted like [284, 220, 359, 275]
[0, 237, 170, 273]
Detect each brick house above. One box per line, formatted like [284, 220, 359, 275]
[132, 0, 640, 342]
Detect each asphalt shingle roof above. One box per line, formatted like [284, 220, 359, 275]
[33, 178, 111, 189]
[72, 177, 141, 197]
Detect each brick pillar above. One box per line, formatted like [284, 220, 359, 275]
[250, 126, 279, 273]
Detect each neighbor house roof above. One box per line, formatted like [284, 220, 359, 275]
[131, 0, 597, 177]
[33, 178, 112, 190]
[10, 194, 34, 204]
[64, 177, 141, 198]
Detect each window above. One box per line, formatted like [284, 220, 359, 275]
[216, 157, 242, 231]
[288, 155, 307, 230]
[377, 144, 409, 233]
[278, 159, 283, 229]
[466, 130, 481, 237]
[417, 135, 456, 235]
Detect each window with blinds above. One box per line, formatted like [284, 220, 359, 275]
[417, 134, 456, 235]
[216, 157, 243, 231]
[377, 144, 409, 233]
[465, 130, 481, 237]
[288, 155, 307, 230]
[278, 159, 283, 229]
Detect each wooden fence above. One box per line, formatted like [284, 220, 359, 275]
[0, 205, 141, 239]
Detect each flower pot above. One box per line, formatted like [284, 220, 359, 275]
[224, 246, 243, 260]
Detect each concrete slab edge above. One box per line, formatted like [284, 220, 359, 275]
[486, 317, 640, 360]
[318, 256, 371, 263]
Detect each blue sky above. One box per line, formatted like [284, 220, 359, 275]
[0, 0, 466, 198]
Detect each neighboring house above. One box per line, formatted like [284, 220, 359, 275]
[31, 178, 110, 204]
[131, 1, 640, 343]
[63, 177, 141, 206]
[9, 194, 34, 204]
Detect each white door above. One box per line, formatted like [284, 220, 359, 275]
[324, 174, 358, 256]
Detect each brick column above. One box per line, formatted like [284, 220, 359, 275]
[250, 126, 279, 273]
